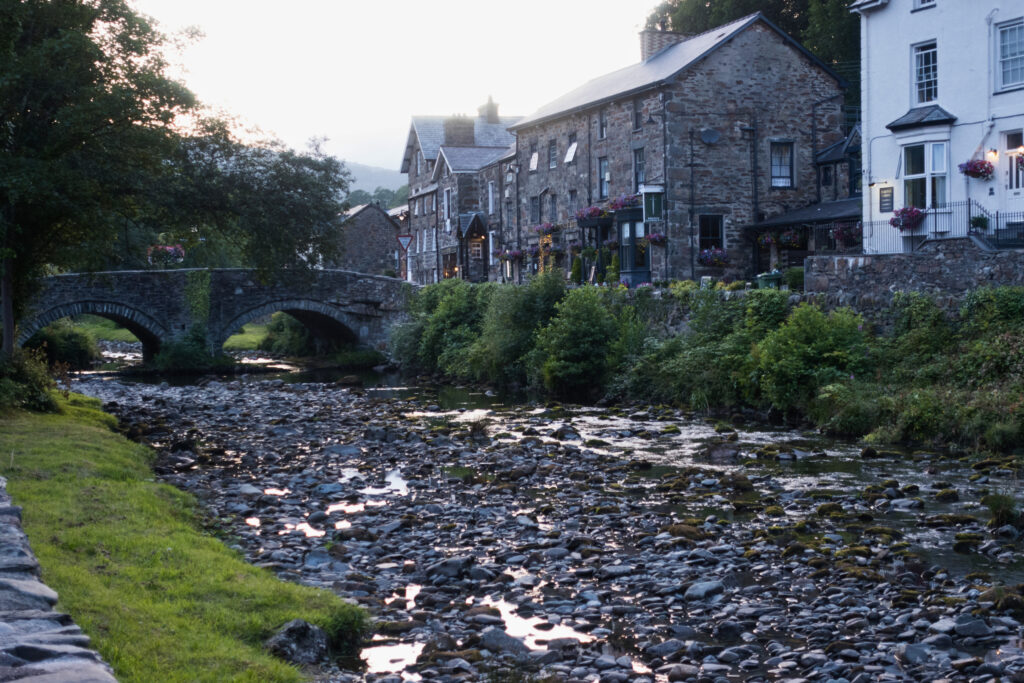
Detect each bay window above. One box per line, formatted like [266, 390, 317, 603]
[903, 142, 947, 209]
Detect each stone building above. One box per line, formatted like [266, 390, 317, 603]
[507, 12, 849, 284]
[399, 98, 520, 284]
[336, 203, 403, 277]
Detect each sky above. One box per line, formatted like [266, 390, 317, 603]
[130, 0, 660, 172]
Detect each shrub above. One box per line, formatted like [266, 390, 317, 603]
[570, 256, 583, 284]
[467, 272, 565, 387]
[535, 287, 616, 400]
[606, 253, 620, 285]
[152, 326, 233, 372]
[960, 286, 1024, 337]
[25, 320, 99, 370]
[0, 348, 59, 413]
[258, 313, 315, 356]
[753, 304, 869, 414]
[783, 267, 804, 291]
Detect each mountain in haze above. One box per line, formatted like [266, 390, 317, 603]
[344, 161, 406, 193]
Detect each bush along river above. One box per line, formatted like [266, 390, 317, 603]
[71, 369, 1024, 683]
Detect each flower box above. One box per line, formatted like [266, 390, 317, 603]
[889, 206, 925, 231]
[697, 247, 728, 267]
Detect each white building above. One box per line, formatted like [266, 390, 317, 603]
[852, 0, 1024, 253]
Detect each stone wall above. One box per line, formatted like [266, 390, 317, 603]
[805, 239, 1024, 316]
[0, 476, 116, 682]
[338, 205, 402, 276]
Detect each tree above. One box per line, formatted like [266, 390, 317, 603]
[1, 0, 195, 355]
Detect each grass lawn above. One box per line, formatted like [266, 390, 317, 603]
[74, 314, 140, 343]
[0, 395, 366, 683]
[222, 323, 269, 351]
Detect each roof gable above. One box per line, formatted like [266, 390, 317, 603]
[401, 115, 520, 173]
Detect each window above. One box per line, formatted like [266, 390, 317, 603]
[548, 140, 558, 169]
[529, 142, 538, 172]
[770, 142, 794, 188]
[1008, 131, 1024, 191]
[914, 41, 938, 104]
[470, 241, 482, 259]
[530, 196, 540, 223]
[488, 181, 495, 214]
[488, 231, 495, 265]
[633, 99, 643, 130]
[698, 215, 724, 251]
[903, 142, 947, 208]
[598, 157, 610, 199]
[568, 190, 578, 215]
[413, 198, 419, 216]
[999, 19, 1024, 90]
[643, 192, 663, 220]
[599, 109, 608, 139]
[821, 165, 833, 187]
[443, 188, 451, 220]
[431, 194, 437, 212]
[549, 194, 557, 222]
[505, 199, 514, 226]
[633, 148, 646, 192]
[914, 0, 935, 9]
[565, 133, 577, 164]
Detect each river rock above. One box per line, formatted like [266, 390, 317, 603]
[264, 619, 328, 665]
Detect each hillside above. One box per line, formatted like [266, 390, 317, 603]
[345, 161, 406, 193]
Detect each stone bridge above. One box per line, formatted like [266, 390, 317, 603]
[16, 269, 412, 361]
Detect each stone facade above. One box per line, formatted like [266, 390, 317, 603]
[338, 204, 403, 277]
[805, 239, 1024, 316]
[506, 15, 846, 285]
[17, 269, 411, 357]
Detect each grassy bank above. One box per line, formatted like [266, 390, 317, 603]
[390, 278, 1024, 453]
[223, 322, 269, 351]
[75, 314, 140, 343]
[0, 394, 366, 683]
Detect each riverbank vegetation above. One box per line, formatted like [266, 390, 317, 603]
[0, 394, 367, 682]
[390, 278, 1024, 453]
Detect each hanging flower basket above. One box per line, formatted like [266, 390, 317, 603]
[697, 247, 728, 267]
[648, 232, 667, 246]
[602, 238, 620, 250]
[958, 159, 994, 181]
[757, 232, 776, 248]
[831, 223, 861, 246]
[890, 206, 925, 231]
[532, 222, 556, 235]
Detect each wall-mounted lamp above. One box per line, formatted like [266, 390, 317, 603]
[987, 148, 999, 160]
[646, 112, 664, 125]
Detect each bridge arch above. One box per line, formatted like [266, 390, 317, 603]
[16, 301, 168, 362]
[213, 299, 367, 352]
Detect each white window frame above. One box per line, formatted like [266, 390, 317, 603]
[913, 41, 938, 105]
[598, 109, 608, 139]
[598, 157, 610, 199]
[488, 231, 495, 266]
[443, 188, 451, 220]
[633, 148, 646, 192]
[564, 141, 578, 164]
[487, 181, 494, 214]
[529, 151, 539, 172]
[548, 140, 558, 169]
[998, 18, 1024, 91]
[901, 141, 947, 209]
[1007, 131, 1024, 191]
[770, 142, 794, 188]
[914, 0, 935, 9]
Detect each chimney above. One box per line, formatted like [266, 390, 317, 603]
[478, 96, 500, 124]
[443, 115, 475, 146]
[640, 29, 689, 61]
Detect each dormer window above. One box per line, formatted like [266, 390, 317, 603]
[914, 41, 938, 104]
[914, 0, 935, 9]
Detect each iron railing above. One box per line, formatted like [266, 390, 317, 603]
[863, 200, 1024, 254]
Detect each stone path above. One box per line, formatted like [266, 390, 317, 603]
[0, 477, 116, 683]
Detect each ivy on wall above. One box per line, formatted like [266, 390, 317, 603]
[184, 270, 211, 324]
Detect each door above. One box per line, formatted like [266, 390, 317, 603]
[618, 220, 650, 286]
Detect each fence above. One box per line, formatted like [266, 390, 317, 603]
[862, 200, 1024, 254]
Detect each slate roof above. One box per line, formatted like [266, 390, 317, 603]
[886, 105, 957, 132]
[750, 197, 862, 229]
[343, 203, 400, 227]
[458, 212, 487, 236]
[400, 116, 520, 173]
[816, 126, 860, 164]
[848, 0, 889, 11]
[510, 13, 845, 131]
[435, 146, 510, 176]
